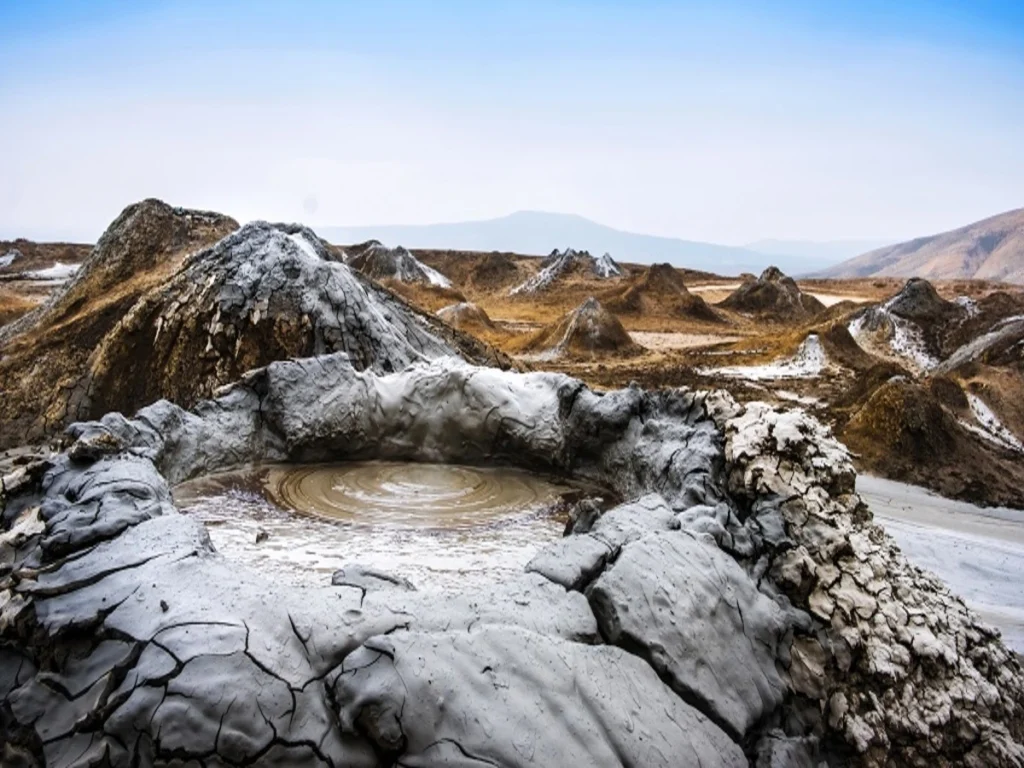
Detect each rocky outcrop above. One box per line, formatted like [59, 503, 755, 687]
[509, 248, 621, 296]
[347, 240, 453, 287]
[0, 213, 508, 449]
[719, 266, 825, 321]
[518, 297, 642, 360]
[2, 356, 1023, 766]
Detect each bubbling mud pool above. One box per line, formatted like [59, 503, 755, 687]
[174, 461, 600, 591]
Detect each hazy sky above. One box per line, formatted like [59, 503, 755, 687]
[2, 0, 1023, 243]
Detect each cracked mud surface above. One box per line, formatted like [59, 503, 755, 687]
[3, 356, 1024, 766]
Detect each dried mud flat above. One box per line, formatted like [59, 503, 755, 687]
[860, 475, 1024, 652]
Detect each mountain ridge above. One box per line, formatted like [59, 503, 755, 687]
[817, 207, 1024, 284]
[317, 211, 832, 275]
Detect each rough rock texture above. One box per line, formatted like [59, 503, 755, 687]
[603, 262, 723, 323]
[346, 240, 453, 287]
[839, 279, 1024, 506]
[0, 200, 239, 448]
[3, 357, 1023, 766]
[731, 404, 1024, 766]
[719, 266, 825, 320]
[519, 297, 643, 360]
[0, 213, 508, 449]
[509, 247, 621, 295]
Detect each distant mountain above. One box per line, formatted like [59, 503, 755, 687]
[317, 211, 832, 276]
[745, 238, 892, 264]
[817, 208, 1024, 284]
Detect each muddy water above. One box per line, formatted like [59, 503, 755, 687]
[175, 461, 593, 591]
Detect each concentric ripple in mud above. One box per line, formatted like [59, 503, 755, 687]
[175, 462, 598, 590]
[265, 462, 563, 529]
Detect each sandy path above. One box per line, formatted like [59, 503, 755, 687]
[630, 331, 741, 351]
[805, 291, 873, 307]
[858, 474, 1024, 651]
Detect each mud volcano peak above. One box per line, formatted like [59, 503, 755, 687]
[0, 214, 507, 448]
[510, 247, 622, 296]
[719, 264, 825, 320]
[347, 239, 453, 288]
[603, 262, 723, 323]
[883, 277, 963, 323]
[436, 301, 495, 330]
[5, 352, 1024, 766]
[520, 296, 642, 359]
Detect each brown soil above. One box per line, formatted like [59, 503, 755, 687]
[0, 289, 40, 327]
[383, 281, 468, 312]
[842, 378, 1024, 508]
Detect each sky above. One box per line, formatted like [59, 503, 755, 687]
[1, 0, 1023, 244]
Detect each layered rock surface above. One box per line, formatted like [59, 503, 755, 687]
[2, 357, 1023, 766]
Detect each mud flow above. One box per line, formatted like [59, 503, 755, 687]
[175, 461, 595, 590]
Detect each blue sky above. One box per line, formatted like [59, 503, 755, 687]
[1, 1, 1022, 243]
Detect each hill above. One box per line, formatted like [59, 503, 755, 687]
[517, 297, 642, 360]
[318, 211, 830, 275]
[818, 208, 1024, 284]
[718, 266, 825, 321]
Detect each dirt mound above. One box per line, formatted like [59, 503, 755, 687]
[0, 214, 509, 449]
[602, 263, 722, 323]
[470, 252, 520, 289]
[519, 297, 642, 359]
[842, 377, 1024, 507]
[718, 266, 825, 320]
[437, 302, 495, 331]
[817, 322, 879, 371]
[510, 248, 621, 296]
[347, 240, 453, 287]
[852, 280, 1024, 371]
[885, 277, 963, 324]
[0, 199, 238, 447]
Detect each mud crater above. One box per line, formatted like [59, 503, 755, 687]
[175, 461, 604, 590]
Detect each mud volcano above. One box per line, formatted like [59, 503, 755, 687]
[4, 357, 1024, 766]
[176, 461, 589, 589]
